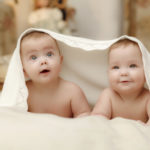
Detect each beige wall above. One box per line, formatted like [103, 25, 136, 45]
[6, 0, 123, 40]
[5, 0, 33, 37]
[68, 0, 123, 40]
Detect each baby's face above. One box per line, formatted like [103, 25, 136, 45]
[21, 35, 63, 84]
[108, 44, 145, 93]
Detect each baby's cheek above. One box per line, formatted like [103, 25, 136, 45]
[50, 59, 61, 66]
[109, 73, 117, 81]
[134, 71, 145, 80]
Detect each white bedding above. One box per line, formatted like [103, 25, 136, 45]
[0, 108, 150, 150]
[0, 28, 150, 149]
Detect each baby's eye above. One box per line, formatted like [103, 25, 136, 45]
[112, 66, 119, 69]
[130, 64, 137, 68]
[47, 52, 53, 57]
[31, 55, 37, 60]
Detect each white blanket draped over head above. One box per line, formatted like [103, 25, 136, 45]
[0, 28, 150, 150]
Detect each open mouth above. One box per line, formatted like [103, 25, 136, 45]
[40, 69, 50, 74]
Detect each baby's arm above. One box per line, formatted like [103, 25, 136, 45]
[91, 88, 112, 119]
[70, 84, 91, 118]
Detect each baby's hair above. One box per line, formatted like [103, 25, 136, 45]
[108, 39, 141, 61]
[21, 31, 50, 42]
[109, 39, 139, 52]
[21, 31, 61, 54]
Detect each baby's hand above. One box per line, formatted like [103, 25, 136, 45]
[146, 120, 150, 126]
[137, 120, 146, 126]
[77, 112, 91, 118]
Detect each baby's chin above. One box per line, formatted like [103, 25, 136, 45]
[113, 86, 134, 94]
[35, 78, 52, 84]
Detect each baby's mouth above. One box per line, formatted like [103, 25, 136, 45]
[40, 69, 50, 74]
[120, 80, 130, 83]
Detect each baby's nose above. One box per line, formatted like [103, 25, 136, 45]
[120, 68, 128, 76]
[40, 57, 47, 65]
[41, 61, 47, 65]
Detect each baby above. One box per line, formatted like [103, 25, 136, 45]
[20, 31, 91, 118]
[92, 39, 150, 124]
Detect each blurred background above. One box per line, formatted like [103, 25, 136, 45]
[1, 0, 150, 88]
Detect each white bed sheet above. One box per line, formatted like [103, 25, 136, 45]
[0, 108, 150, 150]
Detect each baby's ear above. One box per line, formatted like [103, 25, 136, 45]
[60, 55, 63, 64]
[23, 69, 29, 78]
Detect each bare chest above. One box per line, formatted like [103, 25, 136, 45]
[27, 92, 73, 117]
[111, 98, 148, 122]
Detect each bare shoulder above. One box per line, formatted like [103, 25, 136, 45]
[95, 88, 113, 106]
[60, 78, 84, 93]
[99, 88, 113, 98]
[96, 87, 113, 106]
[103, 88, 113, 93]
[92, 88, 112, 117]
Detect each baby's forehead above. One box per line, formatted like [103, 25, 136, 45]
[20, 31, 61, 54]
[108, 41, 143, 63]
[110, 39, 139, 49]
[21, 32, 55, 43]
[21, 31, 58, 49]
[109, 45, 141, 59]
[108, 40, 141, 55]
